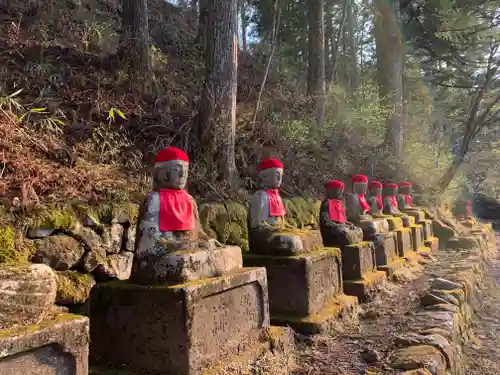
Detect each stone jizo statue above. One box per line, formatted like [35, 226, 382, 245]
[319, 180, 363, 247]
[248, 158, 322, 255]
[367, 180, 386, 218]
[397, 181, 414, 209]
[132, 147, 239, 284]
[383, 182, 410, 227]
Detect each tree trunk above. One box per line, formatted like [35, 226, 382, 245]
[324, 0, 334, 82]
[197, 0, 239, 187]
[330, 0, 348, 83]
[346, 0, 359, 93]
[374, 0, 404, 159]
[240, 0, 247, 52]
[308, 0, 326, 132]
[120, 0, 152, 76]
[197, 0, 208, 48]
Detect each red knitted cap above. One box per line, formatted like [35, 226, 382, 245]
[399, 181, 412, 187]
[154, 147, 189, 164]
[352, 174, 368, 183]
[385, 182, 398, 189]
[325, 180, 344, 190]
[258, 158, 284, 171]
[369, 180, 382, 189]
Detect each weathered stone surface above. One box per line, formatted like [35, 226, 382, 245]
[428, 289, 460, 306]
[343, 270, 387, 302]
[32, 236, 85, 271]
[94, 252, 134, 281]
[431, 220, 455, 246]
[372, 232, 398, 268]
[123, 225, 136, 252]
[420, 292, 449, 307]
[430, 278, 462, 291]
[243, 249, 341, 318]
[249, 227, 323, 255]
[395, 228, 413, 258]
[0, 314, 89, 375]
[102, 224, 124, 254]
[81, 247, 107, 273]
[423, 303, 459, 313]
[0, 264, 57, 330]
[90, 267, 269, 375]
[26, 228, 54, 239]
[390, 345, 446, 375]
[394, 333, 455, 369]
[447, 236, 480, 250]
[341, 242, 375, 280]
[401, 369, 433, 375]
[132, 246, 242, 284]
[55, 270, 95, 305]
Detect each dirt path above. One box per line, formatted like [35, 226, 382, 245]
[462, 236, 500, 375]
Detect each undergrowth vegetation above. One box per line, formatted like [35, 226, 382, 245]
[0, 0, 464, 210]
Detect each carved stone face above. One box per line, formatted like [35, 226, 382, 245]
[399, 186, 412, 195]
[352, 182, 367, 195]
[369, 187, 382, 196]
[258, 168, 283, 189]
[153, 160, 189, 189]
[326, 187, 343, 199]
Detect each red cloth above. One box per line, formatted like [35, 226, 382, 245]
[399, 181, 412, 187]
[370, 180, 382, 189]
[259, 158, 284, 171]
[158, 189, 195, 231]
[154, 147, 189, 164]
[358, 194, 370, 211]
[403, 194, 413, 206]
[388, 196, 398, 207]
[266, 189, 286, 216]
[325, 180, 344, 190]
[352, 174, 368, 183]
[385, 183, 398, 189]
[328, 199, 347, 222]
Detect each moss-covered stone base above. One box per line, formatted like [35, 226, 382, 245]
[378, 257, 407, 280]
[270, 294, 359, 334]
[395, 228, 413, 258]
[343, 270, 387, 303]
[0, 314, 89, 375]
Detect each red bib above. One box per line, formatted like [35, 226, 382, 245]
[389, 196, 398, 207]
[328, 199, 347, 222]
[266, 189, 286, 217]
[403, 194, 413, 206]
[158, 189, 195, 232]
[358, 194, 370, 212]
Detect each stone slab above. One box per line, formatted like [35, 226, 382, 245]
[343, 270, 387, 302]
[402, 209, 426, 224]
[132, 245, 243, 284]
[410, 224, 425, 251]
[378, 257, 407, 280]
[270, 294, 359, 334]
[396, 228, 413, 258]
[243, 249, 342, 317]
[0, 314, 89, 375]
[342, 242, 376, 281]
[386, 217, 404, 231]
[373, 232, 399, 268]
[90, 267, 269, 375]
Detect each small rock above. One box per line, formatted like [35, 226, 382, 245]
[123, 225, 137, 252]
[70, 226, 105, 252]
[0, 264, 57, 330]
[361, 348, 380, 363]
[430, 278, 462, 291]
[428, 290, 460, 306]
[420, 292, 449, 307]
[94, 252, 134, 281]
[424, 303, 458, 313]
[26, 228, 55, 239]
[55, 270, 96, 305]
[394, 333, 454, 369]
[400, 370, 432, 375]
[390, 345, 446, 375]
[361, 308, 381, 319]
[32, 235, 85, 271]
[102, 224, 124, 253]
[81, 247, 107, 273]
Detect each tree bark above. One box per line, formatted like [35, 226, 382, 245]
[330, 0, 348, 82]
[197, 0, 239, 187]
[197, 0, 208, 48]
[120, 0, 152, 76]
[374, 0, 404, 159]
[346, 0, 359, 92]
[240, 0, 247, 52]
[324, 0, 334, 82]
[308, 0, 326, 132]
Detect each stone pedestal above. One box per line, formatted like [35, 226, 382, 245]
[340, 242, 387, 302]
[372, 232, 406, 279]
[0, 314, 89, 375]
[243, 249, 358, 334]
[90, 268, 270, 375]
[402, 208, 439, 252]
[410, 224, 431, 254]
[395, 228, 413, 259]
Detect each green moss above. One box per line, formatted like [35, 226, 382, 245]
[0, 226, 19, 264]
[26, 206, 77, 230]
[225, 201, 247, 226]
[226, 222, 249, 251]
[56, 270, 95, 305]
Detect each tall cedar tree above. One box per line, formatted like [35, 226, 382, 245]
[197, 0, 239, 187]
